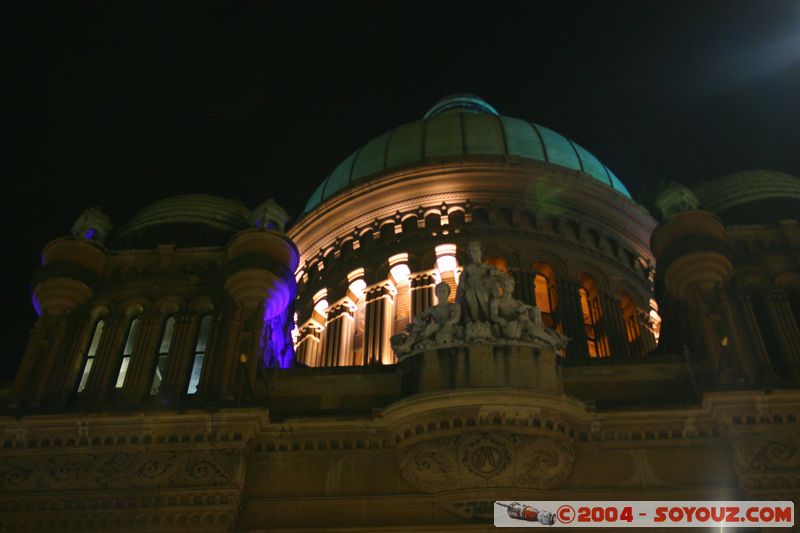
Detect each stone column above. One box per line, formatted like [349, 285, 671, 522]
[296, 322, 323, 366]
[216, 305, 243, 400]
[9, 317, 47, 402]
[636, 310, 657, 354]
[736, 291, 778, 382]
[160, 312, 199, 398]
[764, 290, 800, 380]
[10, 315, 59, 407]
[557, 280, 587, 360]
[363, 281, 396, 365]
[118, 312, 162, 402]
[197, 312, 223, 397]
[84, 313, 127, 402]
[28, 315, 72, 406]
[600, 294, 630, 358]
[320, 302, 356, 366]
[410, 274, 436, 317]
[717, 289, 758, 382]
[50, 314, 95, 403]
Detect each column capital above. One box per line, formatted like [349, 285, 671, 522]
[409, 272, 437, 287]
[326, 300, 357, 317]
[365, 280, 397, 299]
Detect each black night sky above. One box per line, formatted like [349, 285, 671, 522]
[4, 1, 800, 380]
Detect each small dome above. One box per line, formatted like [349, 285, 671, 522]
[111, 195, 251, 248]
[693, 170, 800, 224]
[303, 94, 631, 214]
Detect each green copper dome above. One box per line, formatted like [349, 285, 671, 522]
[303, 94, 632, 214]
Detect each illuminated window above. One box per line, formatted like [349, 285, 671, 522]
[115, 317, 141, 389]
[149, 316, 175, 395]
[579, 274, 610, 358]
[186, 315, 211, 395]
[533, 262, 558, 329]
[485, 256, 507, 272]
[76, 319, 105, 393]
[618, 292, 640, 343]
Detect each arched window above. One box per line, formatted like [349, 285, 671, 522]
[149, 316, 175, 395]
[618, 291, 641, 344]
[186, 315, 211, 395]
[579, 273, 610, 358]
[115, 317, 141, 388]
[76, 319, 105, 393]
[485, 256, 507, 273]
[533, 262, 558, 329]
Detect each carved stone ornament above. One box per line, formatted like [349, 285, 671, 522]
[0, 448, 244, 492]
[397, 431, 574, 493]
[735, 436, 800, 473]
[391, 241, 569, 359]
[732, 434, 800, 498]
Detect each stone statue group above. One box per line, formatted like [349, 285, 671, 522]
[391, 241, 569, 358]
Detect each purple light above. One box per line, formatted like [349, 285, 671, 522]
[31, 291, 42, 317]
[83, 228, 95, 239]
[258, 282, 297, 369]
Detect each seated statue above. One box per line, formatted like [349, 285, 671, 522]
[490, 276, 539, 340]
[391, 282, 462, 356]
[490, 276, 569, 351]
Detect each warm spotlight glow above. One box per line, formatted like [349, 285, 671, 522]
[649, 298, 662, 342]
[347, 268, 367, 300]
[312, 288, 329, 315]
[389, 253, 410, 285]
[314, 299, 329, 314]
[435, 244, 458, 274]
[349, 278, 367, 300]
[389, 264, 410, 286]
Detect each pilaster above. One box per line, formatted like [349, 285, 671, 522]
[410, 273, 436, 317]
[84, 313, 126, 402]
[161, 312, 198, 399]
[363, 281, 396, 365]
[600, 294, 630, 358]
[321, 301, 357, 366]
[118, 313, 163, 402]
[557, 279, 586, 360]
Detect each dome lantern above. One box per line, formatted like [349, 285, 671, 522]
[423, 93, 499, 119]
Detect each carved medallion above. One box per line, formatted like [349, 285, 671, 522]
[398, 431, 573, 493]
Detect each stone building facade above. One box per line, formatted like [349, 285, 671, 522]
[2, 95, 799, 531]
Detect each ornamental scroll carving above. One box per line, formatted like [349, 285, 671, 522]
[732, 434, 800, 498]
[735, 436, 800, 472]
[0, 448, 244, 492]
[397, 432, 574, 493]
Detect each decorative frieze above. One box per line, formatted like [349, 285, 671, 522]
[0, 447, 244, 492]
[398, 431, 574, 492]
